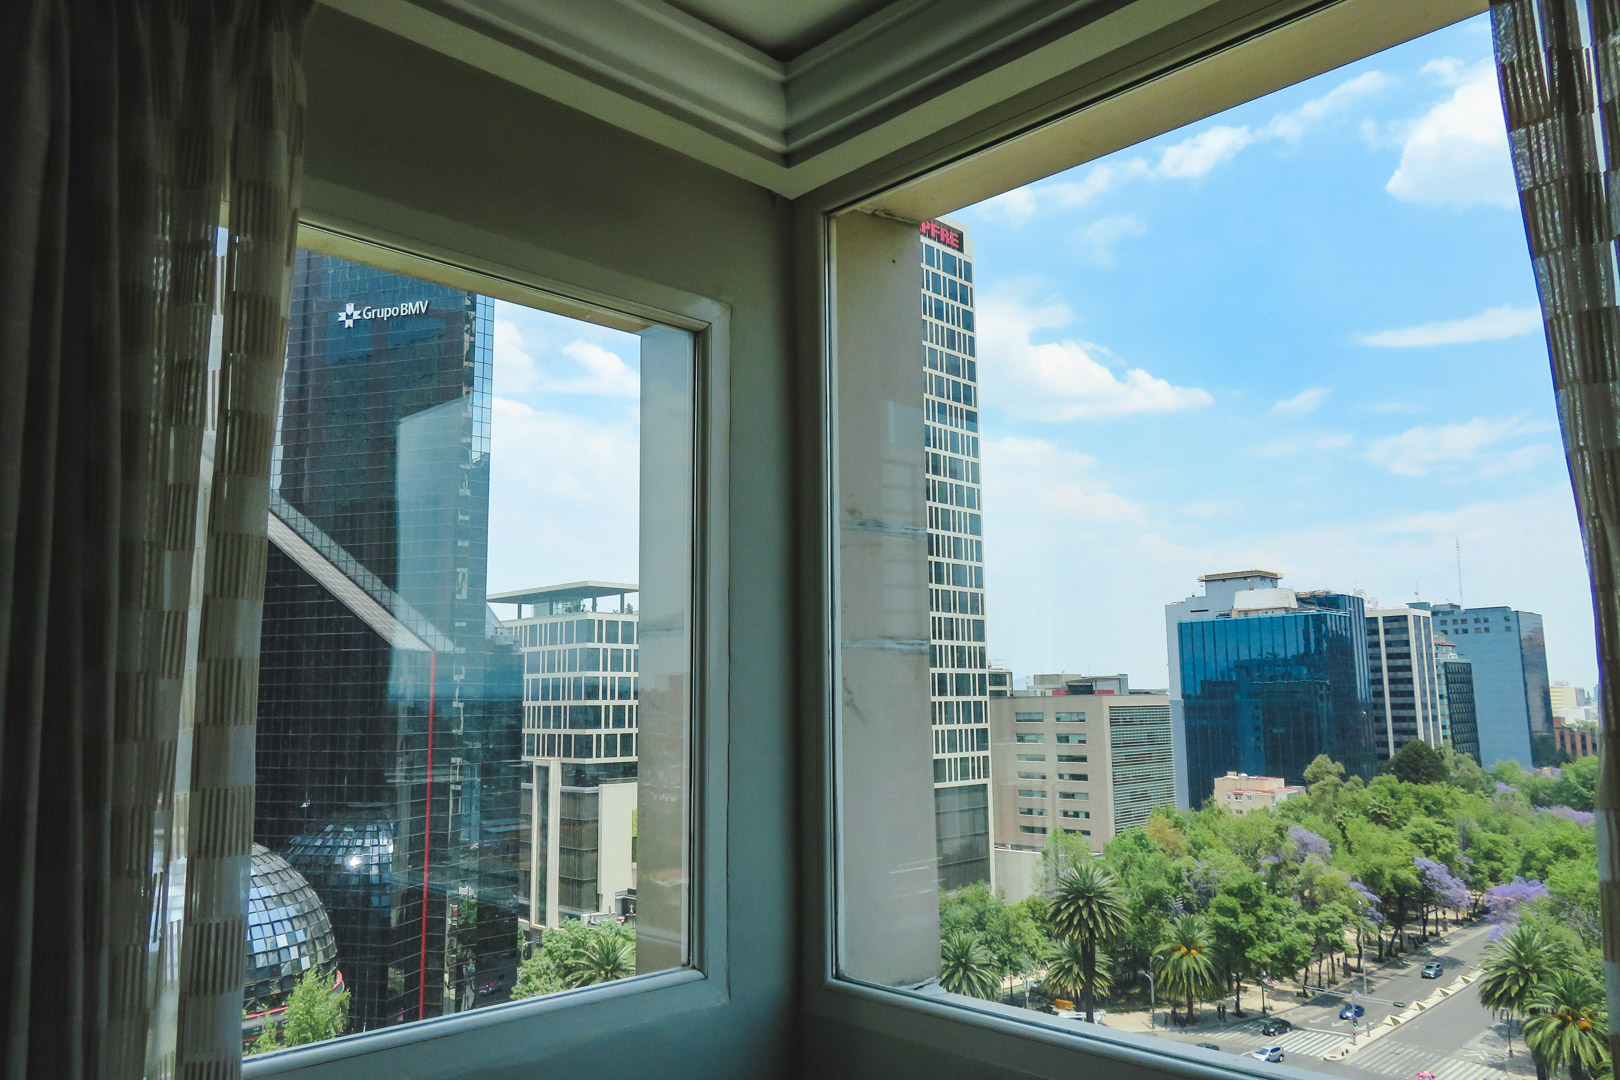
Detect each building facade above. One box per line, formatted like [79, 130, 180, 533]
[1434, 640, 1481, 763]
[989, 676, 1177, 861]
[255, 252, 524, 1031]
[1211, 772, 1303, 816]
[1167, 572, 1376, 806]
[920, 218, 992, 890]
[1365, 607, 1442, 760]
[1425, 604, 1552, 767]
[490, 583, 640, 928]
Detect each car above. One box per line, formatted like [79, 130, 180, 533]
[1259, 1018, 1293, 1037]
[1421, 963, 1444, 979]
[476, 978, 503, 997]
[1339, 1003, 1366, 1020]
[1251, 1046, 1285, 1063]
[1196, 1042, 1221, 1052]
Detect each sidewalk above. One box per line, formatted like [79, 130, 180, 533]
[1101, 920, 1489, 1036]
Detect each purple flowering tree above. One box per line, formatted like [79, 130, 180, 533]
[1347, 880, 1382, 972]
[1494, 781, 1514, 795]
[1534, 805, 1596, 826]
[1482, 877, 1548, 934]
[1289, 825, 1331, 863]
[1414, 858, 1467, 934]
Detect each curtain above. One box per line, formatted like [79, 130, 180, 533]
[1491, 0, 1620, 1061]
[0, 2, 311, 1078]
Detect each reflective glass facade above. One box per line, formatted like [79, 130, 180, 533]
[921, 220, 991, 890]
[1178, 604, 1375, 806]
[1427, 604, 1551, 766]
[255, 252, 524, 1033]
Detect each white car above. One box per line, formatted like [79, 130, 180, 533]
[1250, 1046, 1285, 1063]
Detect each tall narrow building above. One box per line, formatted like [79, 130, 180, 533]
[1365, 607, 1442, 761]
[1425, 604, 1552, 766]
[920, 219, 992, 890]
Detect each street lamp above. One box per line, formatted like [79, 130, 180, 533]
[1145, 972, 1156, 1030]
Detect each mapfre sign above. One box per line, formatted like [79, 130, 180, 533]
[919, 220, 963, 250]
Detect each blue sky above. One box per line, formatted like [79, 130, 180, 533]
[955, 13, 1599, 689]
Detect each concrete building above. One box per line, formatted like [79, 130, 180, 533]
[1167, 571, 1376, 806]
[1425, 604, 1553, 767]
[921, 218, 992, 890]
[988, 668, 1013, 698]
[1365, 607, 1442, 761]
[989, 675, 1177, 894]
[1435, 640, 1481, 764]
[1211, 772, 1303, 816]
[1553, 717, 1600, 759]
[493, 582, 640, 929]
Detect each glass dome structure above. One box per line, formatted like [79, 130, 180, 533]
[285, 818, 395, 887]
[245, 844, 338, 1013]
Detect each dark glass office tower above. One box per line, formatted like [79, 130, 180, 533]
[1176, 593, 1375, 806]
[255, 251, 523, 1032]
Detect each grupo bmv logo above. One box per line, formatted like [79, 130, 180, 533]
[336, 298, 430, 327]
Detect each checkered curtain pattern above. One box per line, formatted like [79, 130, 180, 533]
[0, 3, 310, 1078]
[1491, 0, 1620, 1059]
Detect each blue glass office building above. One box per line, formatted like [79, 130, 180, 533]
[1426, 604, 1551, 767]
[1177, 594, 1375, 806]
[255, 251, 523, 1031]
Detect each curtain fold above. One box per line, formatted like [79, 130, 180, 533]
[1491, 0, 1620, 1062]
[0, 3, 310, 1078]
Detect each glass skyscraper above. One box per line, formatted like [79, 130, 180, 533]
[255, 251, 524, 1031]
[1425, 604, 1552, 766]
[920, 219, 991, 890]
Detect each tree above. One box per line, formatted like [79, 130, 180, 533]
[509, 950, 564, 1001]
[563, 929, 635, 987]
[1523, 969, 1609, 1080]
[1304, 754, 1346, 788]
[246, 1016, 282, 1056]
[1206, 871, 1300, 1014]
[1382, 740, 1449, 785]
[940, 932, 1000, 1000]
[279, 968, 350, 1048]
[1043, 938, 1112, 1008]
[940, 883, 1044, 980]
[1480, 922, 1564, 1071]
[1153, 914, 1219, 1021]
[1048, 861, 1129, 1022]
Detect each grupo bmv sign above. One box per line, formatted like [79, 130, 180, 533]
[335, 298, 431, 328]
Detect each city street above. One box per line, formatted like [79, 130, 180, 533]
[1108, 921, 1534, 1080]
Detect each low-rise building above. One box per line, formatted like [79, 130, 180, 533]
[1211, 771, 1302, 816]
[1553, 717, 1600, 759]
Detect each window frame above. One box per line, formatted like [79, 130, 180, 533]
[243, 214, 733, 1078]
[800, 0, 1489, 1076]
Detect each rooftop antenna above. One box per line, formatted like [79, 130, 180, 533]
[1455, 538, 1465, 608]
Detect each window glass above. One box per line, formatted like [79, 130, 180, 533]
[242, 249, 693, 1056]
[834, 11, 1602, 1077]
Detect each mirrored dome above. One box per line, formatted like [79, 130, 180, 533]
[245, 843, 338, 1013]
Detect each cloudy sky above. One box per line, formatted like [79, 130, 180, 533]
[955, 13, 1598, 689]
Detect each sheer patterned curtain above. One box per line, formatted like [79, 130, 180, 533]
[1491, 0, 1620, 1058]
[0, 2, 311, 1078]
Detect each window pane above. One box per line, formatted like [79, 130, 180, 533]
[244, 249, 693, 1055]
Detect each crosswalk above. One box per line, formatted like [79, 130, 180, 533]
[1274, 1028, 1352, 1057]
[1348, 1037, 1508, 1080]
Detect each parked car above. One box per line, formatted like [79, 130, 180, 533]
[1338, 1003, 1366, 1020]
[1421, 963, 1444, 979]
[1196, 1043, 1221, 1051]
[1251, 1046, 1285, 1063]
[476, 976, 503, 997]
[1260, 1018, 1292, 1037]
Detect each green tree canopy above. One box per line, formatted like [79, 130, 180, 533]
[1381, 740, 1449, 785]
[940, 932, 1000, 1000]
[279, 968, 350, 1048]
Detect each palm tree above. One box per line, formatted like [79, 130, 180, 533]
[940, 932, 1001, 1000]
[1154, 914, 1219, 1023]
[1044, 938, 1112, 1015]
[563, 931, 635, 988]
[1048, 860, 1128, 1022]
[1479, 923, 1562, 1074]
[1523, 970, 1609, 1080]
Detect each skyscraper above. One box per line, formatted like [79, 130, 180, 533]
[1365, 607, 1442, 761]
[1425, 604, 1552, 766]
[920, 218, 992, 890]
[1434, 639, 1481, 764]
[1167, 572, 1375, 805]
[256, 252, 524, 1030]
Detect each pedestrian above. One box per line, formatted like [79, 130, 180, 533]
[1218, 1003, 1226, 1023]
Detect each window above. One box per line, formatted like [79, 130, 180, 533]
[1015, 733, 1045, 744]
[240, 246, 697, 1055]
[1059, 810, 1089, 820]
[1054, 733, 1085, 744]
[1016, 807, 1046, 817]
[1017, 771, 1048, 780]
[1017, 789, 1047, 799]
[1014, 711, 1045, 723]
[1018, 825, 1048, 836]
[1056, 754, 1087, 763]
[1054, 712, 1085, 723]
[1057, 772, 1088, 782]
[1057, 791, 1089, 802]
[1016, 753, 1047, 762]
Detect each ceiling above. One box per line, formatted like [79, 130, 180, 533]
[663, 0, 897, 60]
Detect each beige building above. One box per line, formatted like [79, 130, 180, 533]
[1212, 772, 1303, 816]
[990, 675, 1176, 898]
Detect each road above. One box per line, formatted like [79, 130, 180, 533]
[1132, 922, 1532, 1080]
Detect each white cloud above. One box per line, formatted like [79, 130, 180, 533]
[493, 318, 539, 395]
[1154, 125, 1254, 178]
[1357, 304, 1541, 347]
[1272, 387, 1331, 415]
[1075, 214, 1146, 265]
[1386, 59, 1517, 208]
[982, 436, 1144, 524]
[977, 294, 1213, 420]
[1361, 415, 1547, 476]
[544, 341, 639, 397]
[1263, 71, 1395, 141]
[1246, 431, 1355, 458]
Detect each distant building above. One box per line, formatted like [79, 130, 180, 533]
[1365, 607, 1442, 760]
[1211, 772, 1303, 816]
[1424, 604, 1552, 767]
[1553, 717, 1600, 759]
[988, 667, 1013, 698]
[989, 675, 1177, 863]
[1435, 640, 1481, 764]
[1167, 571, 1376, 806]
[493, 582, 640, 928]
[1549, 681, 1600, 726]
